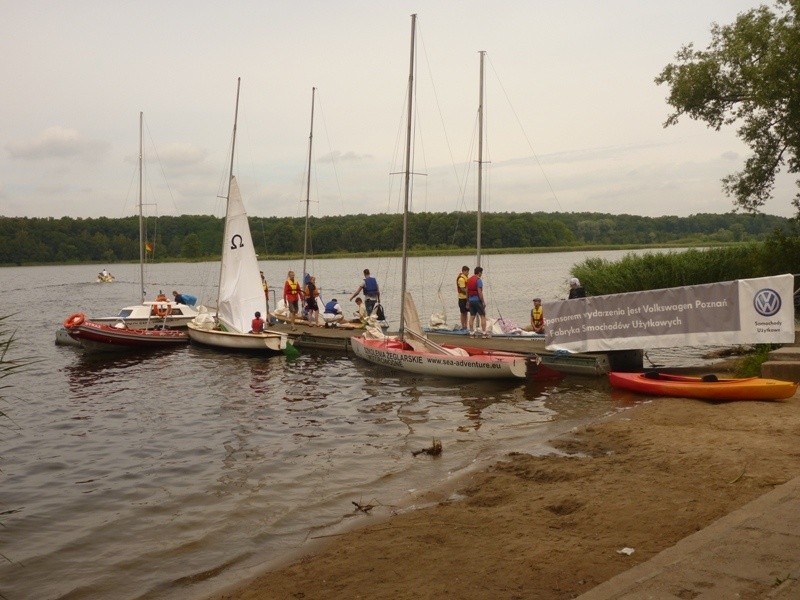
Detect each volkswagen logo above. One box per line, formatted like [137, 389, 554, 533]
[753, 288, 782, 316]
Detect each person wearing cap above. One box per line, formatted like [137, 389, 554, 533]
[250, 311, 265, 333]
[568, 277, 586, 299]
[529, 298, 545, 334]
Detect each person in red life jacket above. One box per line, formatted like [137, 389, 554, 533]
[466, 266, 489, 338]
[529, 297, 545, 334]
[456, 265, 470, 330]
[283, 270, 304, 330]
[250, 311, 265, 333]
[349, 268, 380, 315]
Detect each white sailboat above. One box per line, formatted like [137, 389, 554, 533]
[91, 112, 199, 329]
[186, 78, 288, 353]
[350, 15, 530, 380]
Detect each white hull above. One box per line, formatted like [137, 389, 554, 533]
[350, 336, 527, 379]
[91, 302, 199, 330]
[186, 321, 287, 353]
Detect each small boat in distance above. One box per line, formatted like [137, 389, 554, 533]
[96, 270, 115, 283]
[609, 371, 798, 401]
[186, 78, 288, 354]
[63, 312, 188, 353]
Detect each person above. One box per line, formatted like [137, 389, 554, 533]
[466, 266, 489, 338]
[101, 268, 110, 277]
[304, 275, 320, 326]
[250, 311, 265, 333]
[568, 277, 586, 299]
[322, 298, 344, 326]
[260, 271, 271, 318]
[529, 297, 545, 334]
[349, 269, 380, 315]
[283, 270, 303, 330]
[351, 297, 368, 324]
[456, 265, 470, 330]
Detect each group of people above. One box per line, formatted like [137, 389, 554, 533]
[455, 266, 587, 337]
[252, 268, 383, 332]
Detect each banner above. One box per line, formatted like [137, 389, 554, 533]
[544, 274, 796, 352]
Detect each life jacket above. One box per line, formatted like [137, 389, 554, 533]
[466, 275, 481, 297]
[531, 305, 544, 328]
[456, 273, 468, 299]
[324, 300, 339, 314]
[285, 279, 299, 298]
[363, 276, 379, 296]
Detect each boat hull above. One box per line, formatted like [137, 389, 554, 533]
[90, 302, 199, 330]
[66, 321, 189, 353]
[609, 371, 798, 401]
[186, 321, 287, 353]
[351, 336, 528, 379]
[426, 329, 621, 376]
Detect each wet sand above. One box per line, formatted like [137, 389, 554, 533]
[212, 386, 800, 600]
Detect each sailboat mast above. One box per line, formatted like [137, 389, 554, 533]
[302, 86, 316, 282]
[476, 50, 485, 268]
[138, 111, 145, 303]
[216, 77, 241, 318]
[399, 13, 416, 338]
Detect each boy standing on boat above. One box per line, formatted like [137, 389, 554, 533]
[283, 270, 303, 330]
[456, 265, 470, 330]
[349, 269, 381, 316]
[466, 266, 489, 338]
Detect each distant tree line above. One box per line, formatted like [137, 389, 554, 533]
[0, 211, 794, 265]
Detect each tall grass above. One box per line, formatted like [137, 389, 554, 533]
[572, 230, 800, 296]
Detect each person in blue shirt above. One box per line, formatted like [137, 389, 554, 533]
[349, 269, 380, 315]
[172, 291, 197, 306]
[322, 298, 344, 326]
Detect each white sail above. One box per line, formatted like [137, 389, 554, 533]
[218, 176, 266, 333]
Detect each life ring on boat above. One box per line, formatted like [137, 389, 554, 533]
[153, 304, 172, 318]
[63, 312, 85, 329]
[155, 293, 168, 302]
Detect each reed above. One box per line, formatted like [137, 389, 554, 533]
[572, 236, 797, 296]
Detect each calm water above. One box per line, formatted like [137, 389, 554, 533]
[0, 251, 703, 600]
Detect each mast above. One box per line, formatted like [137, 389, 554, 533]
[301, 86, 316, 283]
[399, 13, 416, 338]
[216, 77, 241, 317]
[138, 111, 145, 303]
[476, 50, 485, 267]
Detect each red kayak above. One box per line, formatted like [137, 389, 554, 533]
[609, 371, 798, 401]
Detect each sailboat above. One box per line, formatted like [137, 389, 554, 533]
[350, 15, 531, 380]
[186, 78, 288, 354]
[63, 112, 191, 352]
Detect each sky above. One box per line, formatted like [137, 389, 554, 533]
[1, 0, 795, 222]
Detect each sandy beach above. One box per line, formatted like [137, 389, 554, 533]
[212, 385, 800, 600]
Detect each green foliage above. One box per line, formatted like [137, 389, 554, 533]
[655, 0, 800, 215]
[572, 228, 799, 296]
[734, 345, 775, 377]
[0, 211, 793, 265]
[0, 314, 32, 425]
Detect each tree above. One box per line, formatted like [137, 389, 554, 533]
[655, 0, 800, 215]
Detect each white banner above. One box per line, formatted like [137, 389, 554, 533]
[544, 274, 796, 352]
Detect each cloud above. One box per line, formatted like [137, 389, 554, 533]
[6, 126, 108, 160]
[318, 150, 373, 163]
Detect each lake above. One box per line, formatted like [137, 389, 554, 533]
[0, 250, 707, 600]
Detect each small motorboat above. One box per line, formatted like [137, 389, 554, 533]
[63, 313, 189, 353]
[609, 371, 798, 402]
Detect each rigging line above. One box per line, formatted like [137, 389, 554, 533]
[142, 115, 179, 214]
[486, 54, 562, 211]
[315, 91, 346, 215]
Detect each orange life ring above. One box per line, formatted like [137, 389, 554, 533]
[63, 312, 85, 329]
[153, 304, 172, 318]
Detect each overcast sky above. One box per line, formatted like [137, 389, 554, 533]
[1, 0, 794, 222]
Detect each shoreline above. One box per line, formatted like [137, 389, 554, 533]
[210, 387, 800, 600]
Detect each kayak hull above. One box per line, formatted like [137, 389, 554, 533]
[609, 372, 798, 401]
